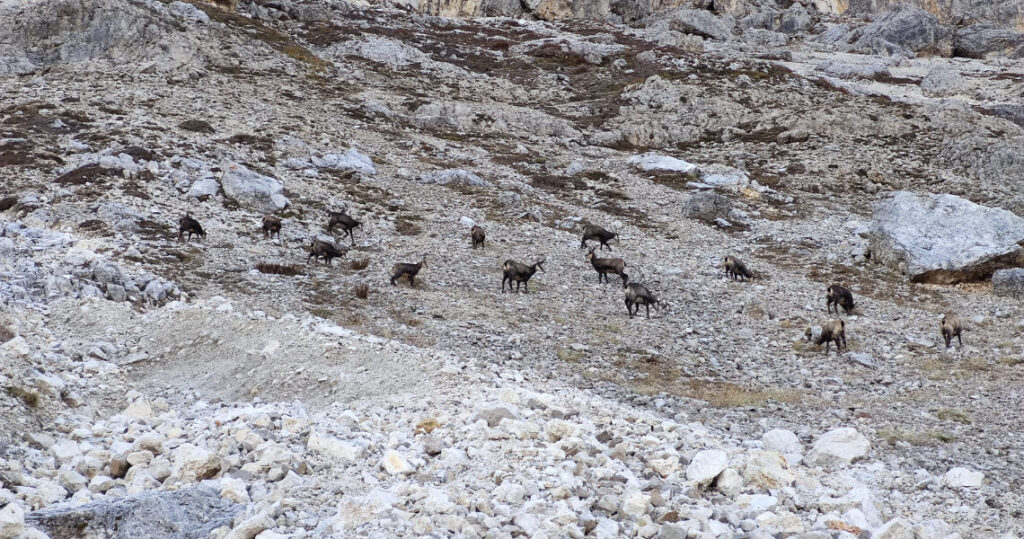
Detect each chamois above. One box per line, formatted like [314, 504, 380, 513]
[307, 240, 346, 266]
[390, 256, 427, 287]
[471, 225, 486, 249]
[262, 215, 282, 239]
[723, 255, 753, 281]
[327, 211, 361, 246]
[624, 282, 659, 319]
[586, 249, 627, 284]
[502, 258, 545, 293]
[827, 284, 855, 315]
[580, 223, 617, 251]
[805, 319, 846, 354]
[940, 314, 963, 349]
[178, 214, 206, 242]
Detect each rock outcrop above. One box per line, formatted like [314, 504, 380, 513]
[869, 191, 1024, 283]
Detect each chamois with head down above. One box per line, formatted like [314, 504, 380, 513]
[390, 255, 427, 287]
[327, 211, 362, 245]
[307, 240, 346, 266]
[580, 223, 617, 251]
[827, 284, 855, 315]
[805, 319, 846, 354]
[623, 271, 660, 319]
[586, 249, 627, 285]
[178, 214, 206, 243]
[940, 314, 963, 349]
[471, 225, 486, 249]
[502, 258, 545, 293]
[262, 215, 282, 239]
[723, 255, 753, 282]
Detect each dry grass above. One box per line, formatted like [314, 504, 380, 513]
[353, 283, 370, 299]
[350, 258, 370, 271]
[6, 386, 40, 408]
[178, 119, 215, 133]
[556, 347, 585, 363]
[878, 426, 956, 446]
[256, 262, 303, 276]
[936, 408, 972, 424]
[0, 325, 13, 344]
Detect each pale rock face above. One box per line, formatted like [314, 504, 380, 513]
[619, 489, 650, 518]
[943, 467, 984, 488]
[715, 468, 744, 497]
[685, 449, 729, 487]
[806, 428, 870, 467]
[380, 450, 415, 475]
[0, 503, 25, 539]
[742, 450, 795, 489]
[762, 429, 802, 455]
[171, 444, 223, 483]
[220, 162, 289, 213]
[873, 517, 915, 539]
[307, 430, 367, 461]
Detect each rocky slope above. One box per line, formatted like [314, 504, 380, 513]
[1, 0, 1023, 537]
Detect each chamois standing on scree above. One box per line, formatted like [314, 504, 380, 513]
[827, 284, 856, 315]
[502, 258, 545, 293]
[806, 319, 847, 354]
[471, 225, 486, 249]
[940, 314, 963, 349]
[390, 256, 427, 287]
[580, 223, 617, 251]
[723, 255, 753, 281]
[623, 271, 660, 319]
[586, 249, 628, 284]
[327, 211, 361, 246]
[307, 240, 346, 266]
[178, 214, 206, 242]
[262, 215, 282, 239]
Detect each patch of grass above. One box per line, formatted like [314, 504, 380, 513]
[179, 119, 215, 133]
[936, 408, 972, 424]
[353, 283, 370, 299]
[54, 163, 117, 185]
[6, 386, 40, 408]
[415, 418, 440, 435]
[0, 325, 13, 343]
[556, 347, 585, 363]
[350, 258, 370, 271]
[650, 171, 699, 191]
[395, 216, 422, 236]
[674, 381, 801, 408]
[390, 309, 422, 328]
[878, 427, 956, 446]
[256, 262, 303, 276]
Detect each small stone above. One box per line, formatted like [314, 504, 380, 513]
[762, 429, 801, 455]
[685, 449, 728, 488]
[743, 450, 795, 489]
[0, 503, 25, 539]
[943, 467, 984, 488]
[474, 407, 518, 427]
[873, 518, 914, 539]
[172, 444, 223, 482]
[806, 428, 870, 467]
[220, 477, 250, 504]
[381, 450, 414, 475]
[716, 468, 743, 497]
[224, 511, 273, 539]
[307, 430, 366, 461]
[620, 490, 650, 518]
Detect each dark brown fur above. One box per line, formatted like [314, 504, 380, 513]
[262, 215, 282, 239]
[586, 249, 627, 284]
[940, 315, 963, 349]
[307, 240, 346, 266]
[580, 223, 617, 251]
[471, 225, 485, 249]
[624, 282, 659, 318]
[390, 256, 427, 287]
[327, 211, 361, 245]
[502, 258, 544, 293]
[806, 319, 846, 354]
[724, 255, 752, 281]
[178, 214, 206, 242]
[827, 284, 855, 315]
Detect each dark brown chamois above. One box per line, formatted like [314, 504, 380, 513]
[624, 281, 659, 319]
[307, 240, 346, 266]
[580, 223, 617, 251]
[262, 215, 282, 239]
[390, 256, 427, 287]
[827, 284, 856, 315]
[586, 249, 627, 284]
[940, 314, 963, 349]
[502, 258, 545, 293]
[178, 214, 206, 242]
[471, 225, 486, 249]
[805, 319, 846, 354]
[327, 211, 361, 245]
[723, 255, 753, 281]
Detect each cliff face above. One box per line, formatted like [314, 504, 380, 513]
[847, 0, 1024, 28]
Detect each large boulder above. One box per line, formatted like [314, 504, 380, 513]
[220, 163, 289, 213]
[26, 487, 240, 539]
[953, 24, 1024, 59]
[849, 5, 953, 57]
[668, 8, 736, 41]
[806, 428, 870, 467]
[992, 269, 1024, 299]
[868, 191, 1024, 283]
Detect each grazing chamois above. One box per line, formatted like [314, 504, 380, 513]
[827, 284, 855, 315]
[940, 314, 963, 349]
[390, 256, 427, 287]
[178, 214, 206, 242]
[307, 240, 346, 266]
[586, 249, 627, 284]
[624, 276, 660, 319]
[327, 211, 361, 245]
[471, 225, 486, 249]
[723, 255, 753, 281]
[580, 223, 617, 251]
[262, 215, 282, 239]
[502, 258, 545, 293]
[805, 319, 847, 354]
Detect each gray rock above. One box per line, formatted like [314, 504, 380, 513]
[310, 148, 376, 175]
[849, 5, 953, 57]
[920, 66, 966, 97]
[778, 3, 812, 34]
[105, 284, 127, 303]
[26, 487, 241, 539]
[983, 104, 1024, 129]
[167, 1, 210, 24]
[682, 193, 740, 226]
[418, 169, 492, 188]
[992, 269, 1024, 299]
[474, 407, 518, 427]
[220, 163, 289, 212]
[816, 60, 890, 80]
[668, 8, 735, 41]
[186, 177, 220, 200]
[869, 191, 1024, 283]
[848, 352, 877, 369]
[953, 24, 1024, 59]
